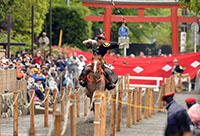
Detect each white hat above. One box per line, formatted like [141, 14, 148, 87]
[173, 58, 178, 63]
[78, 55, 87, 61]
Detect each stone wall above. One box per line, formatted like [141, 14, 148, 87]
[0, 91, 29, 118]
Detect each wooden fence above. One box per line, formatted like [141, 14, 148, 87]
[0, 74, 171, 136]
[0, 70, 27, 101]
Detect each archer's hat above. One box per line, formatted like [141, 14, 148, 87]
[185, 97, 196, 104]
[161, 92, 175, 101]
[97, 33, 105, 40]
[173, 58, 178, 63]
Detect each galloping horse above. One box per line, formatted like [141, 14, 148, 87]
[85, 58, 106, 109]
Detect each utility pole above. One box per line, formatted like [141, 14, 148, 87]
[32, 5, 34, 57]
[49, 0, 52, 56]
[7, 12, 11, 58]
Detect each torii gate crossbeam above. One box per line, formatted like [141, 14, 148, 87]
[82, 2, 197, 55]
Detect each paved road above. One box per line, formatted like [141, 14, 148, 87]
[0, 91, 199, 136]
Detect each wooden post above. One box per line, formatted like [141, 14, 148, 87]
[144, 88, 149, 119]
[132, 89, 137, 125]
[67, 85, 71, 95]
[116, 91, 122, 132]
[44, 88, 49, 127]
[127, 74, 130, 92]
[53, 88, 57, 113]
[76, 87, 80, 118]
[101, 92, 107, 136]
[0, 94, 1, 135]
[152, 88, 155, 115]
[13, 91, 18, 136]
[165, 78, 171, 93]
[30, 90, 35, 129]
[161, 84, 165, 108]
[110, 92, 116, 136]
[158, 87, 162, 112]
[136, 89, 140, 122]
[149, 88, 152, 117]
[84, 94, 88, 117]
[28, 128, 35, 136]
[94, 91, 101, 136]
[67, 86, 71, 119]
[170, 75, 175, 93]
[61, 87, 65, 120]
[70, 94, 76, 136]
[54, 112, 62, 136]
[126, 90, 131, 127]
[138, 88, 142, 121]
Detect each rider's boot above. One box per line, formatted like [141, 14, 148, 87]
[104, 69, 116, 90]
[79, 67, 90, 87]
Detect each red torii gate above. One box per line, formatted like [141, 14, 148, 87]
[81, 0, 197, 55]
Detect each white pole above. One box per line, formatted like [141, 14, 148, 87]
[124, 36, 127, 57]
[124, 47, 126, 57]
[194, 32, 197, 53]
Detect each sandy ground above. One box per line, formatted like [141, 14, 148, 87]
[1, 90, 199, 136]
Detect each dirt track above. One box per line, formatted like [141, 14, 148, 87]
[1, 91, 200, 136]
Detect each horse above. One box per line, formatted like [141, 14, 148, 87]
[85, 58, 106, 110]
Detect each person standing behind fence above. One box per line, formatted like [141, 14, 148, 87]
[171, 58, 185, 75]
[33, 51, 43, 65]
[38, 32, 49, 47]
[68, 52, 80, 73]
[16, 59, 24, 80]
[162, 92, 192, 136]
[55, 53, 66, 71]
[185, 98, 200, 129]
[78, 55, 85, 76]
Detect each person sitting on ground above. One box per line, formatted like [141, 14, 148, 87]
[31, 68, 45, 101]
[162, 92, 192, 136]
[54, 53, 66, 71]
[79, 33, 124, 90]
[185, 97, 200, 129]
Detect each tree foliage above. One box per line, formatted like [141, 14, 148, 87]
[45, 5, 92, 50]
[178, 0, 200, 15]
[0, 0, 49, 53]
[89, 7, 172, 47]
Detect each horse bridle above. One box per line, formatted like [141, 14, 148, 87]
[87, 59, 104, 84]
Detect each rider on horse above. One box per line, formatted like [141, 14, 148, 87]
[79, 33, 123, 90]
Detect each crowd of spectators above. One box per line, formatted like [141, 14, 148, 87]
[0, 50, 86, 103]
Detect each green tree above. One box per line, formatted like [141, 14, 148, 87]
[45, 5, 92, 50]
[89, 7, 172, 46]
[0, 0, 49, 54]
[178, 0, 200, 15]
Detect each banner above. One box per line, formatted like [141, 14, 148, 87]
[54, 47, 200, 85]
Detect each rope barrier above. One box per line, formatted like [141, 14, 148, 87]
[11, 93, 19, 107]
[52, 91, 57, 104]
[41, 90, 49, 104]
[60, 90, 65, 101]
[102, 94, 167, 112]
[61, 100, 71, 135]
[26, 91, 35, 108]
